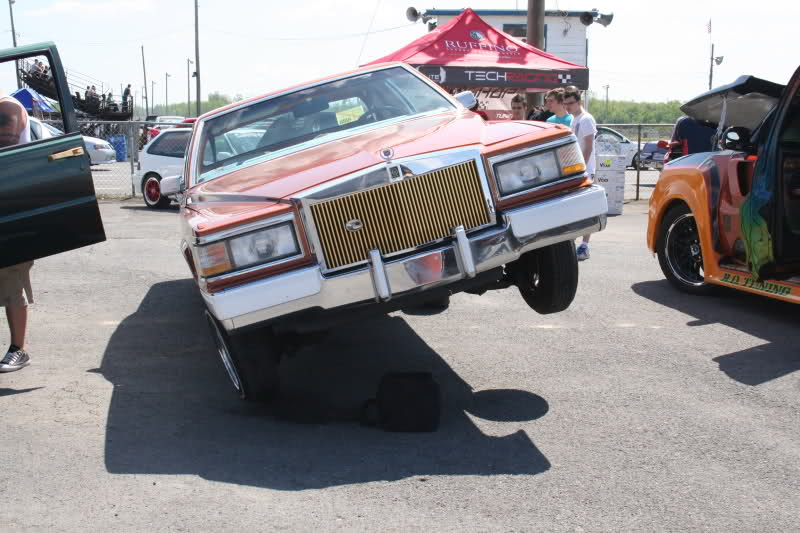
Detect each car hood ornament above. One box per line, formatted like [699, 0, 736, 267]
[379, 147, 394, 161]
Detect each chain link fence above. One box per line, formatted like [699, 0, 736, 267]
[56, 120, 677, 200]
[43, 120, 171, 198]
[598, 123, 675, 201]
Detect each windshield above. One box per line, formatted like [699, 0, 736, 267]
[195, 66, 454, 183]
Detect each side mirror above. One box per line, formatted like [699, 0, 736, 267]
[722, 126, 753, 152]
[454, 91, 478, 111]
[160, 175, 184, 196]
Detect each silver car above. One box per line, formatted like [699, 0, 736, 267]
[28, 116, 116, 165]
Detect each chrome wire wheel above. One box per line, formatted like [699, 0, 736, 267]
[206, 312, 242, 393]
[665, 213, 705, 287]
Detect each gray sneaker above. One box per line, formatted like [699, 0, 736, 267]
[0, 348, 30, 373]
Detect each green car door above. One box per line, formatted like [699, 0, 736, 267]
[0, 42, 105, 269]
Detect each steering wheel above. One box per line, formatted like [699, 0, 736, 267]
[362, 105, 405, 123]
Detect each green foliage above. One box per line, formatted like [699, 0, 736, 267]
[133, 91, 237, 118]
[590, 98, 684, 125]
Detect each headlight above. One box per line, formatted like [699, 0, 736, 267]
[493, 142, 586, 197]
[197, 222, 300, 277]
[94, 143, 111, 150]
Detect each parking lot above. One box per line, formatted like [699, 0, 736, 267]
[2, 198, 798, 531]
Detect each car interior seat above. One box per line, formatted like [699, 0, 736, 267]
[257, 116, 295, 150]
[311, 111, 339, 132]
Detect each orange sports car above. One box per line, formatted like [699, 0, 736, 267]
[160, 62, 608, 400]
[647, 68, 800, 303]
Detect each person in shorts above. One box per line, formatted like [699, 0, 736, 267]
[563, 86, 597, 261]
[0, 93, 33, 372]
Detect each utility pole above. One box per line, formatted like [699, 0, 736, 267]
[708, 43, 714, 90]
[165, 72, 170, 111]
[141, 45, 149, 117]
[152, 80, 156, 113]
[187, 58, 194, 117]
[525, 0, 545, 109]
[603, 84, 610, 122]
[194, 0, 201, 116]
[8, 0, 20, 89]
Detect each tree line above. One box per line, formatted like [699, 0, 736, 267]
[588, 98, 684, 125]
[133, 91, 686, 125]
[133, 91, 242, 118]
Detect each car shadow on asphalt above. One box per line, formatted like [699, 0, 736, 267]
[97, 279, 551, 490]
[0, 387, 43, 397]
[632, 280, 800, 385]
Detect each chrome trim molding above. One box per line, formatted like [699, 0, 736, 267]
[453, 225, 476, 279]
[195, 212, 296, 245]
[205, 251, 306, 283]
[369, 249, 392, 302]
[205, 185, 609, 331]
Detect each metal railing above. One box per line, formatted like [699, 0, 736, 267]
[599, 123, 675, 200]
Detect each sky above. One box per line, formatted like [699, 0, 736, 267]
[2, 0, 799, 108]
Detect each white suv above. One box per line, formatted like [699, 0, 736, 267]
[133, 128, 192, 208]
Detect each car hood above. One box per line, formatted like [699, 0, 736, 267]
[680, 75, 785, 131]
[188, 111, 563, 224]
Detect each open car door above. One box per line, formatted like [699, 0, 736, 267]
[742, 65, 800, 279]
[0, 42, 105, 269]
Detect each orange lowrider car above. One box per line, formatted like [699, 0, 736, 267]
[648, 69, 800, 303]
[161, 63, 608, 400]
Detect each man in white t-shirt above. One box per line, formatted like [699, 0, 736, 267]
[563, 86, 597, 261]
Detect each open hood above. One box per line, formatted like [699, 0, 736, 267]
[680, 75, 785, 131]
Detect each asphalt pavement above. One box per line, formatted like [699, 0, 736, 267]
[1, 198, 798, 531]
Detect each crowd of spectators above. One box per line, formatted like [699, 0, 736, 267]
[78, 83, 132, 114]
[26, 59, 54, 87]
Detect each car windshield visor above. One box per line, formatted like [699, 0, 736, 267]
[196, 67, 454, 183]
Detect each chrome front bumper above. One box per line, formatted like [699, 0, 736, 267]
[204, 185, 609, 331]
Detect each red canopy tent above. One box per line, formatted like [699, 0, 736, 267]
[364, 8, 588, 91]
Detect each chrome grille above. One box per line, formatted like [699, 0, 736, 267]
[310, 160, 490, 270]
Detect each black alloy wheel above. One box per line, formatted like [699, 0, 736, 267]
[657, 204, 715, 295]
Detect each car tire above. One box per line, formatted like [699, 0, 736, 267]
[205, 310, 282, 402]
[142, 173, 171, 209]
[656, 204, 715, 295]
[513, 241, 579, 314]
[630, 152, 640, 169]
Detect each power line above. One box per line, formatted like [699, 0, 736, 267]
[204, 22, 416, 42]
[356, 0, 381, 67]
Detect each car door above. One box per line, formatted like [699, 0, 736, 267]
[742, 64, 800, 278]
[0, 43, 105, 269]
